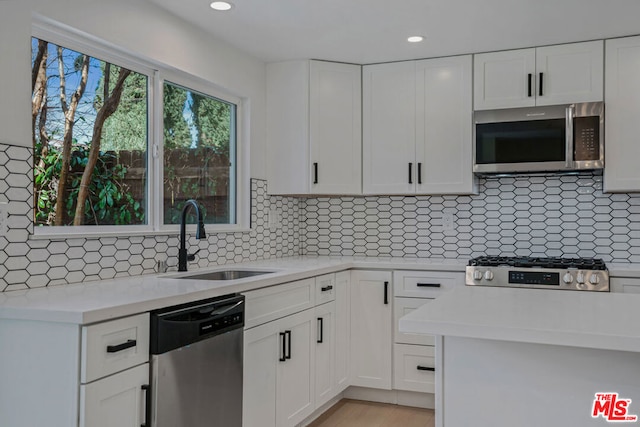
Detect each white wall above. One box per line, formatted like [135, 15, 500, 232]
[0, 0, 267, 179]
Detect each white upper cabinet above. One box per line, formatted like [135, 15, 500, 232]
[604, 36, 640, 192]
[266, 60, 361, 195]
[415, 55, 474, 195]
[362, 61, 417, 195]
[310, 61, 362, 194]
[363, 57, 475, 195]
[474, 41, 603, 110]
[474, 48, 536, 110]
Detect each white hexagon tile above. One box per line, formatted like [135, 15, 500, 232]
[0, 142, 300, 292]
[3, 139, 640, 292]
[301, 173, 640, 262]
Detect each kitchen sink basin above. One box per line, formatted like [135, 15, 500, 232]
[176, 270, 276, 281]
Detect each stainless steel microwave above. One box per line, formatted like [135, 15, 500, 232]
[473, 102, 604, 174]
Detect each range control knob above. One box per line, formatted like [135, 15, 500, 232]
[484, 270, 494, 281]
[589, 274, 600, 285]
[563, 273, 573, 284]
[473, 270, 483, 281]
[576, 272, 585, 284]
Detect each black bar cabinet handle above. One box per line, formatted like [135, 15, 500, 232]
[285, 330, 292, 360]
[417, 283, 441, 288]
[417, 365, 435, 372]
[417, 163, 422, 184]
[279, 332, 286, 362]
[539, 72, 543, 96]
[313, 162, 318, 184]
[317, 317, 324, 344]
[321, 285, 333, 292]
[384, 281, 389, 305]
[141, 384, 151, 427]
[107, 339, 136, 353]
[408, 163, 413, 184]
[527, 73, 532, 97]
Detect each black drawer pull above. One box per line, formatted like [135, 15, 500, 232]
[417, 283, 441, 288]
[107, 339, 137, 353]
[321, 285, 333, 292]
[417, 365, 435, 372]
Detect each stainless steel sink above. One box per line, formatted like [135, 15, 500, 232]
[176, 270, 276, 281]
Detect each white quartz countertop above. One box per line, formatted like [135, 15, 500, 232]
[0, 256, 466, 324]
[399, 285, 640, 353]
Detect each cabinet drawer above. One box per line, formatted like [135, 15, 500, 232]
[393, 270, 464, 298]
[244, 278, 315, 329]
[611, 277, 640, 294]
[393, 344, 435, 393]
[81, 313, 150, 384]
[315, 273, 336, 304]
[394, 297, 434, 346]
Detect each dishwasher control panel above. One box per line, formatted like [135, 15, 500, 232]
[150, 293, 245, 354]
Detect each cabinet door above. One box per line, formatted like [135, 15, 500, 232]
[474, 48, 536, 110]
[535, 41, 603, 106]
[415, 55, 474, 195]
[314, 302, 336, 409]
[604, 36, 640, 192]
[266, 60, 310, 195]
[79, 364, 149, 427]
[334, 271, 351, 393]
[350, 270, 393, 389]
[310, 61, 362, 195]
[276, 309, 315, 427]
[363, 61, 417, 194]
[243, 320, 280, 427]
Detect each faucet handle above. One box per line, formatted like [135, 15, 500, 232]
[187, 249, 201, 262]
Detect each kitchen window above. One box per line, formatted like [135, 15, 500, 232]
[31, 22, 247, 237]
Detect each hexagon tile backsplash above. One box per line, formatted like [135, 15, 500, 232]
[3, 139, 640, 292]
[0, 142, 300, 292]
[301, 173, 640, 262]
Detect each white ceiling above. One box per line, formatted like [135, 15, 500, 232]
[150, 0, 640, 64]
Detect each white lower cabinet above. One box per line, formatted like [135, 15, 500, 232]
[243, 308, 315, 427]
[243, 273, 348, 427]
[314, 301, 336, 409]
[80, 363, 149, 427]
[393, 344, 435, 394]
[334, 271, 351, 393]
[349, 270, 393, 390]
[80, 313, 150, 427]
[392, 270, 464, 395]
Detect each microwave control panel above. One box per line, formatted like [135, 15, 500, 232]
[574, 116, 600, 161]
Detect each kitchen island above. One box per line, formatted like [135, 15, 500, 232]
[399, 286, 640, 427]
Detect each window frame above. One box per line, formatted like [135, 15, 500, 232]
[31, 17, 250, 239]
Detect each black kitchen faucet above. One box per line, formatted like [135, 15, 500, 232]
[178, 199, 206, 272]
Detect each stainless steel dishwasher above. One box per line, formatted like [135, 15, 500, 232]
[149, 293, 244, 427]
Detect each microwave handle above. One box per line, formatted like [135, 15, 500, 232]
[565, 105, 574, 169]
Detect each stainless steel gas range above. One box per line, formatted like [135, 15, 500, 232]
[466, 256, 609, 292]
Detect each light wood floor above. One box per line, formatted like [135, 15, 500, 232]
[307, 399, 435, 427]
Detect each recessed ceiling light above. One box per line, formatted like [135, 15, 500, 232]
[210, 1, 233, 11]
[408, 36, 424, 43]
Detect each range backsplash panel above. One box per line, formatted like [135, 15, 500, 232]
[301, 174, 640, 263]
[0, 142, 300, 292]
